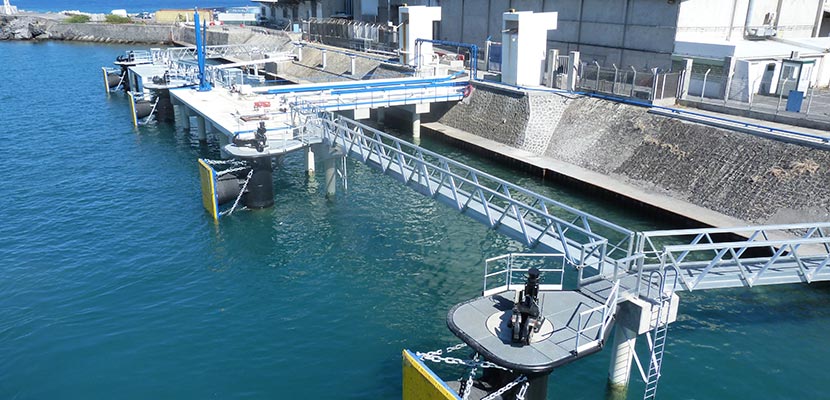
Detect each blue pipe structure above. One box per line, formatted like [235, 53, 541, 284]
[292, 93, 465, 113]
[328, 81, 467, 96]
[262, 76, 454, 95]
[414, 38, 478, 81]
[194, 9, 211, 92]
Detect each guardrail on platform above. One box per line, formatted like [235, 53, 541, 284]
[636, 223, 830, 291]
[575, 279, 620, 353]
[482, 253, 566, 296]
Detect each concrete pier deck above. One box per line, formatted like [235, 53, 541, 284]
[170, 76, 466, 154]
[171, 86, 298, 144]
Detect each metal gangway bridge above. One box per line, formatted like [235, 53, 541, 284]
[125, 43, 294, 66]
[286, 107, 830, 399]
[155, 30, 829, 398]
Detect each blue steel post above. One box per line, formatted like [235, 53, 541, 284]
[194, 9, 211, 92]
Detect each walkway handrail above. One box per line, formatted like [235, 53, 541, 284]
[575, 280, 620, 353]
[309, 113, 633, 267]
[150, 43, 290, 64]
[632, 223, 830, 291]
[638, 222, 830, 259]
[661, 236, 830, 290]
[482, 253, 566, 296]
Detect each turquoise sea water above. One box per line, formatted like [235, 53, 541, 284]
[2, 41, 830, 399]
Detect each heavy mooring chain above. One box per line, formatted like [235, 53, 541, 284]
[417, 352, 477, 367]
[480, 375, 528, 400]
[216, 166, 249, 176]
[417, 351, 509, 371]
[220, 169, 253, 217]
[202, 159, 246, 166]
[422, 343, 467, 357]
[478, 361, 509, 371]
[460, 354, 479, 400]
[515, 381, 530, 400]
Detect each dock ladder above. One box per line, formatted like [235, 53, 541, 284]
[633, 265, 679, 400]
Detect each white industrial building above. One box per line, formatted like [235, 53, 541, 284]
[254, 0, 830, 89]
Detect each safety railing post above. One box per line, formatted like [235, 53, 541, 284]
[650, 68, 659, 101]
[777, 78, 789, 112]
[594, 61, 601, 91]
[749, 75, 762, 111]
[700, 69, 711, 101]
[484, 40, 491, 72]
[629, 66, 637, 97]
[612, 64, 619, 95]
[806, 85, 815, 115]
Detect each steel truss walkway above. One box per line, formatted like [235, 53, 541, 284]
[299, 110, 830, 296]
[296, 109, 830, 400]
[298, 111, 635, 270]
[636, 224, 830, 291]
[153, 43, 291, 64]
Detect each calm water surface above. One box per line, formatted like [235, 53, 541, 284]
[2, 41, 830, 399]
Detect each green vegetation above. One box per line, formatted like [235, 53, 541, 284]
[104, 14, 132, 24]
[65, 15, 91, 23]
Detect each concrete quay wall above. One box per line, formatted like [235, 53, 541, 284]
[0, 16, 285, 45]
[0, 15, 182, 43]
[434, 85, 830, 225]
[49, 23, 179, 44]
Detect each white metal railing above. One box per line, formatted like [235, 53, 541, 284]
[482, 253, 566, 296]
[152, 43, 289, 64]
[298, 110, 635, 269]
[283, 84, 466, 113]
[636, 223, 830, 292]
[574, 279, 620, 353]
[119, 50, 152, 64]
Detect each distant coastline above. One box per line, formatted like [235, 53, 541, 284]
[0, 14, 177, 43]
[7, 1, 250, 14]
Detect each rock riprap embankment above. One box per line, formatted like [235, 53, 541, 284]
[0, 15, 55, 40]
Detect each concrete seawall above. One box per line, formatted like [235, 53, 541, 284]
[432, 84, 830, 226]
[49, 23, 179, 43]
[0, 15, 287, 45]
[1, 15, 181, 43]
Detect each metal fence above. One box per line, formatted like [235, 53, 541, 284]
[302, 18, 398, 55]
[687, 71, 830, 122]
[575, 64, 681, 102]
